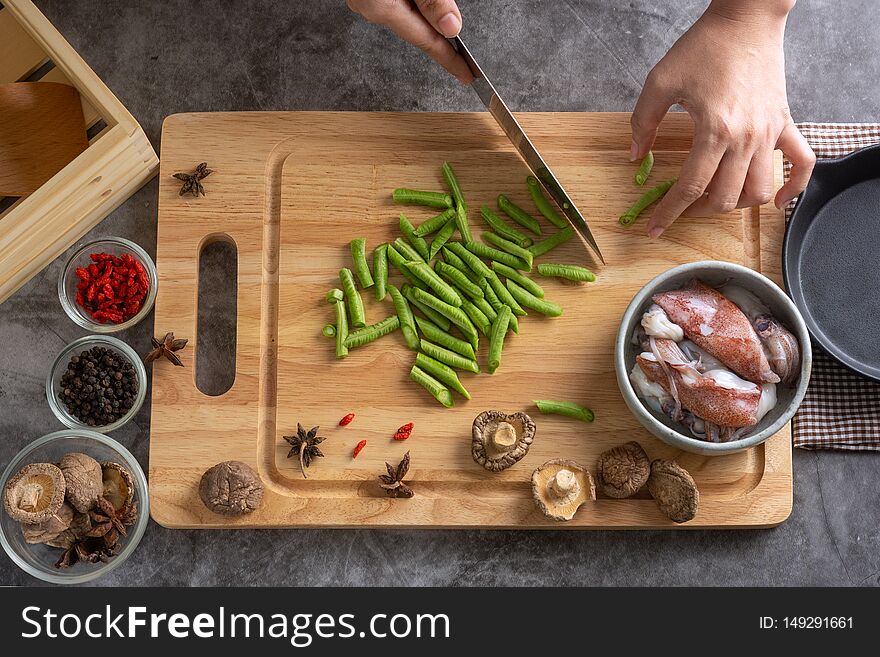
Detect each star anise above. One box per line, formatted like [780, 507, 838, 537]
[145, 332, 188, 367]
[87, 496, 138, 541]
[378, 451, 414, 498]
[173, 162, 213, 197]
[55, 537, 119, 569]
[283, 423, 326, 479]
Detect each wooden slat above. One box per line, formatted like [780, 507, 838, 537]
[40, 67, 103, 127]
[0, 7, 48, 82]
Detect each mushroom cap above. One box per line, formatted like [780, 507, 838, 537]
[47, 510, 93, 549]
[199, 461, 264, 516]
[101, 461, 134, 511]
[646, 459, 699, 523]
[21, 502, 74, 545]
[597, 441, 650, 499]
[60, 452, 104, 513]
[531, 459, 596, 521]
[472, 410, 536, 472]
[3, 462, 66, 524]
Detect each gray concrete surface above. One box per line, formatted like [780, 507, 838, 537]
[1, 0, 878, 586]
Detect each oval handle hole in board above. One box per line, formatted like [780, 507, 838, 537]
[196, 236, 238, 396]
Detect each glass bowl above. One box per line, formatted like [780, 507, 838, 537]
[58, 236, 158, 333]
[47, 335, 148, 434]
[0, 430, 149, 584]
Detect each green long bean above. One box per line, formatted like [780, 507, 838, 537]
[491, 261, 545, 298]
[446, 241, 492, 277]
[435, 261, 483, 300]
[392, 188, 452, 208]
[534, 399, 594, 422]
[344, 315, 400, 349]
[387, 244, 428, 291]
[414, 207, 455, 236]
[393, 237, 426, 264]
[399, 214, 430, 261]
[488, 305, 512, 374]
[339, 268, 366, 328]
[442, 161, 465, 209]
[506, 280, 562, 317]
[403, 261, 463, 307]
[536, 263, 597, 282]
[415, 353, 471, 400]
[498, 194, 543, 235]
[482, 281, 519, 333]
[402, 285, 453, 331]
[619, 178, 677, 226]
[527, 227, 574, 257]
[326, 288, 344, 303]
[634, 151, 654, 186]
[350, 238, 374, 288]
[454, 201, 473, 243]
[466, 240, 530, 272]
[429, 217, 456, 259]
[373, 244, 388, 300]
[420, 339, 480, 373]
[461, 299, 491, 337]
[322, 324, 336, 338]
[486, 271, 526, 316]
[526, 176, 568, 228]
[479, 206, 533, 247]
[414, 316, 476, 360]
[410, 287, 479, 348]
[388, 284, 420, 350]
[410, 365, 455, 408]
[481, 232, 534, 270]
[333, 298, 348, 359]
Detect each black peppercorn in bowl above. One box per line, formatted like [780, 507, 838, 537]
[46, 335, 147, 433]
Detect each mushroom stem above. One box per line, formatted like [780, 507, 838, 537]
[489, 421, 518, 452]
[19, 483, 42, 511]
[549, 470, 580, 499]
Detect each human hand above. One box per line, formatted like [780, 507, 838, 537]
[346, 0, 474, 84]
[630, 0, 815, 238]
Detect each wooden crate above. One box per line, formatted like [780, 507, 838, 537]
[0, 0, 158, 303]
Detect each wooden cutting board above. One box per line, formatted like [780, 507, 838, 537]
[149, 112, 792, 529]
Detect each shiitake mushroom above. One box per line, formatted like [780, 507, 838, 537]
[3, 462, 66, 524]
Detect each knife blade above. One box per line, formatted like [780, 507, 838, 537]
[451, 35, 604, 264]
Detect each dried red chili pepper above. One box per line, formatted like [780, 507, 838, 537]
[73, 251, 150, 324]
[393, 422, 414, 441]
[352, 440, 367, 459]
[339, 413, 355, 426]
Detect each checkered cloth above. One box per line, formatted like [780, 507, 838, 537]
[787, 123, 880, 450]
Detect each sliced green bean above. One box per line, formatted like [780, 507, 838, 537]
[479, 206, 533, 247]
[429, 217, 456, 259]
[481, 282, 519, 333]
[526, 176, 568, 229]
[442, 161, 465, 206]
[454, 201, 472, 243]
[498, 194, 542, 235]
[344, 315, 400, 349]
[507, 280, 562, 317]
[534, 399, 594, 422]
[373, 244, 389, 300]
[333, 299, 348, 359]
[387, 244, 428, 291]
[410, 287, 479, 348]
[415, 353, 471, 400]
[403, 285, 453, 331]
[440, 246, 478, 281]
[420, 339, 480, 374]
[399, 213, 430, 261]
[488, 305, 512, 374]
[350, 238, 374, 288]
[414, 207, 455, 236]
[466, 240, 530, 272]
[446, 241, 492, 277]
[486, 271, 526, 316]
[435, 261, 483, 300]
[410, 365, 455, 408]
[481, 232, 534, 270]
[388, 284, 420, 350]
[527, 227, 574, 257]
[414, 316, 476, 360]
[491, 261, 545, 298]
[472, 295, 496, 322]
[619, 178, 677, 226]
[461, 299, 491, 336]
[403, 260, 463, 307]
[339, 268, 366, 328]
[536, 263, 597, 282]
[322, 324, 336, 338]
[393, 188, 453, 208]
[635, 151, 654, 186]
[326, 288, 344, 303]
[393, 237, 426, 264]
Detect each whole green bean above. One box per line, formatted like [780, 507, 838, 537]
[527, 227, 574, 257]
[435, 261, 483, 300]
[387, 244, 428, 291]
[414, 316, 476, 360]
[388, 284, 420, 350]
[344, 315, 400, 349]
[326, 288, 344, 303]
[526, 176, 568, 228]
[506, 280, 562, 317]
[339, 268, 366, 328]
[410, 287, 479, 348]
[619, 178, 677, 226]
[429, 217, 456, 259]
[536, 263, 597, 282]
[461, 299, 491, 336]
[491, 261, 545, 298]
[392, 188, 452, 208]
[454, 201, 473, 243]
[498, 194, 542, 235]
[486, 271, 526, 316]
[482, 281, 519, 333]
[410, 365, 455, 408]
[393, 237, 426, 264]
[403, 260, 463, 307]
[402, 285, 452, 331]
[479, 206, 533, 247]
[634, 151, 654, 186]
[442, 161, 466, 209]
[488, 305, 512, 374]
[420, 339, 480, 373]
[399, 213, 430, 261]
[534, 399, 594, 422]
[322, 324, 336, 338]
[333, 299, 348, 359]
[481, 232, 534, 270]
[446, 241, 492, 277]
[373, 244, 389, 300]
[415, 353, 471, 400]
[349, 238, 374, 288]
[414, 207, 455, 236]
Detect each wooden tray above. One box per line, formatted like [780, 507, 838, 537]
[149, 112, 792, 529]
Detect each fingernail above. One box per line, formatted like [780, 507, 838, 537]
[437, 12, 461, 37]
[648, 226, 663, 239]
[630, 140, 639, 162]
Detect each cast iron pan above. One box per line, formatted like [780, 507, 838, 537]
[783, 143, 880, 381]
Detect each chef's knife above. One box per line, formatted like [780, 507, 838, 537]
[451, 35, 604, 264]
